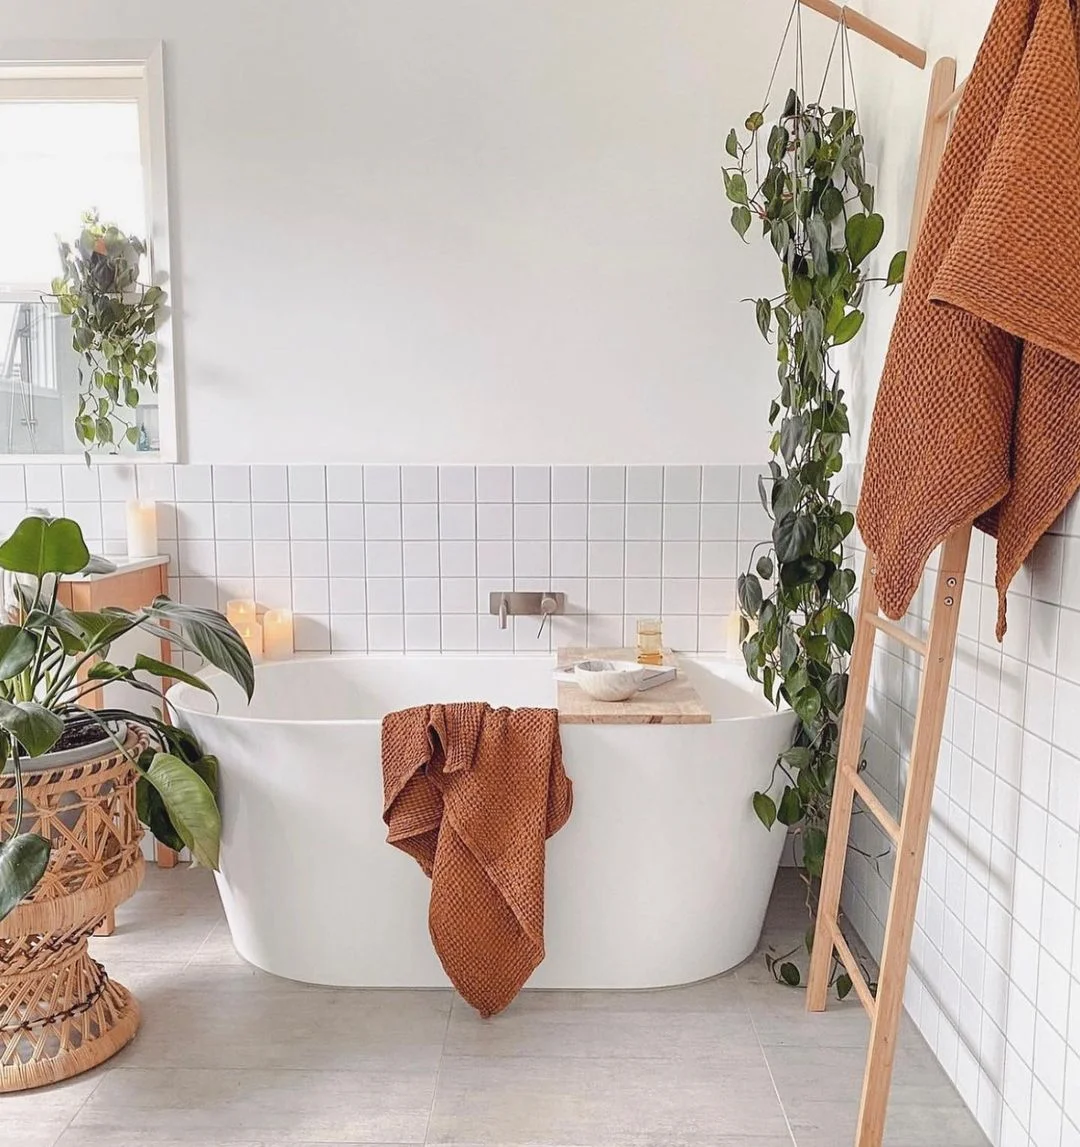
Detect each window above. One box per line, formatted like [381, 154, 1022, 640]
[0, 46, 174, 460]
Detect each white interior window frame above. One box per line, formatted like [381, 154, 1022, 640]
[0, 41, 177, 464]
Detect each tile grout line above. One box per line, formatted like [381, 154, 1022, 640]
[421, 992, 457, 1145]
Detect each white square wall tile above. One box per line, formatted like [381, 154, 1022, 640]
[625, 578, 661, 614]
[329, 540, 366, 577]
[290, 540, 329, 577]
[477, 541, 513, 577]
[176, 502, 216, 540]
[440, 578, 477, 614]
[663, 465, 701, 503]
[514, 466, 550, 503]
[588, 578, 624, 614]
[663, 503, 700, 541]
[178, 540, 216, 578]
[701, 541, 738, 578]
[439, 503, 475, 540]
[662, 541, 698, 578]
[551, 466, 587, 502]
[329, 577, 367, 613]
[364, 503, 402, 541]
[367, 578, 404, 613]
[514, 504, 550, 541]
[588, 504, 624, 541]
[136, 464, 175, 501]
[515, 541, 550, 578]
[401, 465, 438, 502]
[475, 465, 512, 502]
[588, 466, 625, 503]
[404, 577, 440, 613]
[215, 503, 252, 540]
[62, 464, 100, 502]
[254, 576, 290, 610]
[552, 541, 587, 578]
[442, 614, 478, 651]
[702, 465, 740, 502]
[588, 540, 624, 578]
[625, 540, 661, 578]
[0, 467, 25, 502]
[291, 577, 329, 613]
[294, 614, 331, 652]
[626, 465, 663, 502]
[98, 465, 136, 501]
[327, 503, 365, 541]
[439, 465, 475, 503]
[625, 503, 662, 541]
[477, 503, 513, 540]
[662, 615, 699, 651]
[552, 503, 587, 541]
[402, 503, 439, 540]
[289, 502, 328, 540]
[325, 465, 363, 502]
[403, 541, 440, 577]
[663, 578, 699, 614]
[440, 541, 476, 577]
[363, 465, 401, 502]
[288, 465, 326, 502]
[254, 540, 291, 577]
[25, 464, 64, 504]
[252, 502, 289, 541]
[331, 615, 367, 652]
[701, 503, 739, 541]
[405, 614, 441, 651]
[251, 465, 289, 502]
[368, 614, 404, 651]
[174, 465, 213, 502]
[213, 465, 250, 501]
[215, 540, 253, 577]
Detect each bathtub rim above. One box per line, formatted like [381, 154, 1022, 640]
[168, 651, 792, 730]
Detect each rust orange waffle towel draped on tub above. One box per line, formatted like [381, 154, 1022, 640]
[858, 0, 1080, 639]
[382, 703, 572, 1016]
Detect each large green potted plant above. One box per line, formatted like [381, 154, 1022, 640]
[0, 514, 252, 1090]
[51, 209, 165, 456]
[724, 90, 903, 991]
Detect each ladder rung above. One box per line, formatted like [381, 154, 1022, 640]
[827, 921, 877, 1017]
[865, 613, 928, 656]
[849, 769, 902, 845]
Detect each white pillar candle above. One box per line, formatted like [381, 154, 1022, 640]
[227, 600, 257, 629]
[262, 609, 293, 660]
[236, 621, 263, 659]
[125, 500, 158, 558]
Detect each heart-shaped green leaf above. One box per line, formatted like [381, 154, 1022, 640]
[143, 752, 221, 870]
[752, 791, 777, 830]
[0, 626, 36, 681]
[845, 212, 884, 266]
[0, 701, 64, 758]
[0, 517, 89, 577]
[0, 833, 50, 922]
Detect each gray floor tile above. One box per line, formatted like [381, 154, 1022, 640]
[426, 1053, 790, 1145]
[65, 1066, 437, 1144]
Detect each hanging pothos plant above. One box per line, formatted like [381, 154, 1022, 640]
[724, 89, 904, 989]
[51, 210, 165, 458]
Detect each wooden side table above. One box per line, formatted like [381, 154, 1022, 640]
[57, 556, 179, 934]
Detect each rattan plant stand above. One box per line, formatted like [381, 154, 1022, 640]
[0, 727, 147, 1091]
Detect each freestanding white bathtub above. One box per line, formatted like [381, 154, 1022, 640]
[170, 655, 794, 990]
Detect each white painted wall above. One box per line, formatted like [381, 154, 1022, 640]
[0, 0, 852, 465]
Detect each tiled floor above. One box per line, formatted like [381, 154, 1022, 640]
[7, 867, 990, 1147]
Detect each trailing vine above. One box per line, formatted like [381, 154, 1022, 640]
[724, 89, 904, 987]
[51, 210, 165, 457]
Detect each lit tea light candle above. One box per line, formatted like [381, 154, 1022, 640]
[263, 609, 293, 660]
[227, 599, 257, 629]
[125, 500, 158, 558]
[236, 621, 263, 659]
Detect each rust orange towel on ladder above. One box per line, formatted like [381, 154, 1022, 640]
[858, 0, 1080, 638]
[381, 703, 572, 1016]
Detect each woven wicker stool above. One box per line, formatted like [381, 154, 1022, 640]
[0, 728, 147, 1092]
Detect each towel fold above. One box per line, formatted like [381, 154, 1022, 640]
[382, 703, 572, 1016]
[857, 0, 1080, 638]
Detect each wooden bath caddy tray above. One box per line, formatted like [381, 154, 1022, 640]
[556, 648, 712, 725]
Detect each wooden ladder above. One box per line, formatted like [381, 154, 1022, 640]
[805, 56, 971, 1147]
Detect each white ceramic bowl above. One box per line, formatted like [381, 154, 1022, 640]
[573, 659, 648, 703]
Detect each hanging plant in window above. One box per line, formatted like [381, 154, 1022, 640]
[51, 209, 166, 457]
[723, 11, 904, 990]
